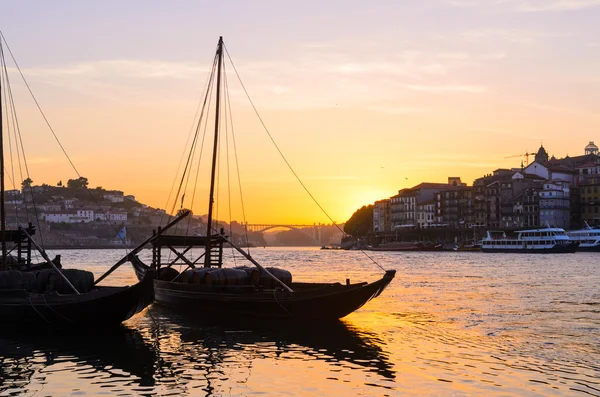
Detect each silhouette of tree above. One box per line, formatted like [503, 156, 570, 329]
[67, 177, 89, 188]
[343, 205, 374, 237]
[21, 178, 33, 190]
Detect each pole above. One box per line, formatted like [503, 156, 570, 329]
[0, 40, 6, 269]
[205, 36, 223, 267]
[20, 227, 79, 294]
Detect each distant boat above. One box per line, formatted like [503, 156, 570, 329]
[566, 223, 600, 252]
[369, 241, 443, 252]
[480, 227, 578, 253]
[454, 242, 482, 252]
[131, 36, 395, 321]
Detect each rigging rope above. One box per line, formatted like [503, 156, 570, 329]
[222, 44, 385, 271]
[0, 31, 130, 251]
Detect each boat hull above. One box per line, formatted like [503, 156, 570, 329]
[573, 244, 600, 252]
[153, 270, 396, 321]
[0, 270, 155, 329]
[481, 243, 578, 253]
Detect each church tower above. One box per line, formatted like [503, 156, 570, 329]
[585, 141, 598, 156]
[535, 145, 549, 163]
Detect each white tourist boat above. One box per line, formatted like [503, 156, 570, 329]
[566, 223, 600, 252]
[481, 227, 578, 253]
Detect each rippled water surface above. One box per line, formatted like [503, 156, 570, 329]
[1, 248, 599, 396]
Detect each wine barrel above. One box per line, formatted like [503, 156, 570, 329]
[179, 270, 195, 283]
[62, 269, 95, 293]
[157, 267, 180, 281]
[34, 269, 54, 293]
[205, 268, 248, 285]
[259, 267, 292, 288]
[0, 270, 35, 291]
[234, 266, 260, 286]
[190, 268, 217, 284]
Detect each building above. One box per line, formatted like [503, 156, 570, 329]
[390, 178, 465, 229]
[416, 200, 436, 228]
[435, 186, 474, 228]
[539, 180, 570, 228]
[373, 199, 391, 233]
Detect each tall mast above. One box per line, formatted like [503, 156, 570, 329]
[0, 40, 6, 268]
[205, 36, 223, 267]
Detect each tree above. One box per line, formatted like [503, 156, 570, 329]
[21, 178, 33, 190]
[343, 204, 374, 237]
[67, 176, 89, 188]
[57, 180, 63, 187]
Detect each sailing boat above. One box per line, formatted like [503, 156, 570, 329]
[131, 37, 395, 321]
[0, 32, 189, 328]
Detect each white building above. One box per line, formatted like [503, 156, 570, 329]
[104, 191, 125, 203]
[45, 211, 88, 223]
[539, 180, 570, 229]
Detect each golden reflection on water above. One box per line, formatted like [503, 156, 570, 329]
[1, 248, 599, 396]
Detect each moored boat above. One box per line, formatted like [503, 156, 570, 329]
[481, 227, 578, 253]
[131, 36, 395, 322]
[369, 241, 443, 251]
[0, 32, 192, 329]
[566, 223, 600, 252]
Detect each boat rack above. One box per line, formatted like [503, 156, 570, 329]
[150, 227, 226, 270]
[0, 223, 35, 269]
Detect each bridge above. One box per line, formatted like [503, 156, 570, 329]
[245, 224, 325, 244]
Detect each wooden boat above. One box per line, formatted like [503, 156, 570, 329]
[131, 36, 395, 321]
[0, 33, 190, 329]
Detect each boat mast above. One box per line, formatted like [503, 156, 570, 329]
[204, 36, 223, 267]
[0, 40, 6, 269]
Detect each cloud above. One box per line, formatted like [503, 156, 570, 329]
[404, 84, 486, 93]
[7, 43, 492, 109]
[517, 0, 600, 12]
[366, 105, 429, 114]
[447, 0, 600, 11]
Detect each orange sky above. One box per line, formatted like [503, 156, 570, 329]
[1, 1, 599, 224]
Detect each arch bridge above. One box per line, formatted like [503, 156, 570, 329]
[246, 224, 324, 244]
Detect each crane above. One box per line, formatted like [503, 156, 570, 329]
[504, 151, 536, 165]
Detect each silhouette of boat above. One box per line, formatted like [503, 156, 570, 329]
[130, 36, 395, 321]
[0, 32, 188, 328]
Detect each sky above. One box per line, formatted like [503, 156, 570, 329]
[0, 0, 599, 224]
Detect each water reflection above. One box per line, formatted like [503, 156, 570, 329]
[0, 307, 395, 397]
[0, 326, 156, 396]
[138, 305, 395, 396]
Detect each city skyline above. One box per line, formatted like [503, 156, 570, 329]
[1, 0, 599, 224]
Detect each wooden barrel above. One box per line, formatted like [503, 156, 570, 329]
[179, 270, 195, 283]
[34, 269, 54, 293]
[190, 268, 217, 284]
[157, 267, 180, 281]
[62, 269, 95, 293]
[205, 268, 248, 285]
[222, 268, 248, 285]
[259, 267, 292, 288]
[204, 268, 223, 285]
[234, 266, 260, 286]
[0, 270, 35, 291]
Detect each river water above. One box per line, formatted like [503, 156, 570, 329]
[1, 248, 598, 396]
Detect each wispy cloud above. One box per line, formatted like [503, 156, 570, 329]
[517, 0, 600, 12]
[448, 0, 600, 11]
[404, 84, 486, 93]
[8, 44, 492, 108]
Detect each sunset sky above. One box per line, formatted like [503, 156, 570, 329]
[1, 1, 599, 224]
